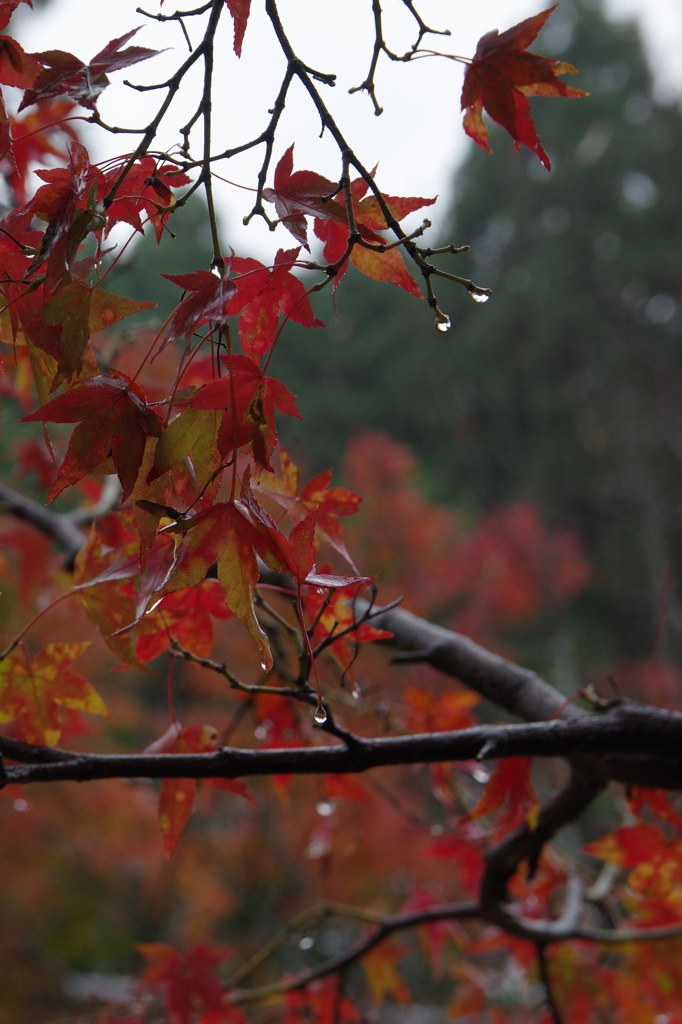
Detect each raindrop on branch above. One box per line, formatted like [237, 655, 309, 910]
[435, 314, 451, 332]
[314, 706, 328, 725]
[469, 290, 490, 303]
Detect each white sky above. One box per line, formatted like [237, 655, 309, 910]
[12, 0, 682, 259]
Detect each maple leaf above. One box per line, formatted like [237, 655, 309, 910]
[0, 1, 32, 33]
[263, 145, 342, 249]
[25, 140, 101, 291]
[20, 28, 160, 111]
[224, 0, 251, 57]
[21, 371, 164, 502]
[305, 577, 392, 674]
[255, 448, 361, 568]
[136, 941, 232, 1023]
[18, 278, 155, 389]
[284, 979, 363, 1024]
[150, 724, 255, 856]
[185, 352, 302, 473]
[461, 5, 587, 170]
[313, 171, 435, 295]
[464, 757, 539, 839]
[72, 512, 177, 664]
[0, 642, 109, 745]
[227, 248, 324, 362]
[163, 267, 237, 341]
[584, 823, 682, 899]
[157, 483, 289, 670]
[1, 99, 80, 205]
[628, 787, 682, 831]
[100, 157, 191, 242]
[0, 33, 42, 89]
[361, 941, 410, 1004]
[134, 580, 233, 663]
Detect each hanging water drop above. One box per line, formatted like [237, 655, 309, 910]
[469, 289, 490, 303]
[435, 314, 451, 333]
[260, 658, 269, 672]
[298, 936, 315, 950]
[313, 706, 328, 725]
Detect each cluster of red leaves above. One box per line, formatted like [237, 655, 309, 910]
[3, 6, 668, 1024]
[342, 432, 588, 639]
[264, 145, 436, 294]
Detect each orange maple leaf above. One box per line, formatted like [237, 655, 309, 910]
[361, 941, 410, 1004]
[461, 5, 587, 170]
[0, 642, 109, 745]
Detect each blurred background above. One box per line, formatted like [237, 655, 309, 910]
[2, 0, 682, 1020]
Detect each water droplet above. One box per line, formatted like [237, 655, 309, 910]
[430, 824, 445, 837]
[260, 658, 269, 672]
[435, 314, 451, 333]
[316, 801, 335, 817]
[469, 289, 490, 303]
[351, 682, 363, 702]
[298, 936, 314, 950]
[313, 707, 328, 725]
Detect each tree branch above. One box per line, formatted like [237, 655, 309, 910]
[4, 703, 682, 787]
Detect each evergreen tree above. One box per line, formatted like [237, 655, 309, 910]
[275, 0, 682, 667]
[437, 0, 682, 663]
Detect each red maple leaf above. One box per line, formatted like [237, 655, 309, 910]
[0, 1, 32, 32]
[21, 371, 164, 502]
[463, 757, 540, 840]
[224, 0, 251, 57]
[20, 28, 160, 111]
[163, 266, 237, 341]
[262, 144, 343, 249]
[312, 171, 435, 295]
[156, 486, 289, 670]
[100, 156, 191, 241]
[15, 278, 156, 389]
[136, 941, 232, 1023]
[254, 448, 362, 569]
[25, 139, 97, 290]
[227, 247, 324, 362]
[0, 33, 42, 89]
[186, 352, 302, 473]
[1, 99, 80, 204]
[305, 577, 392, 674]
[134, 579, 233, 663]
[461, 5, 587, 170]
